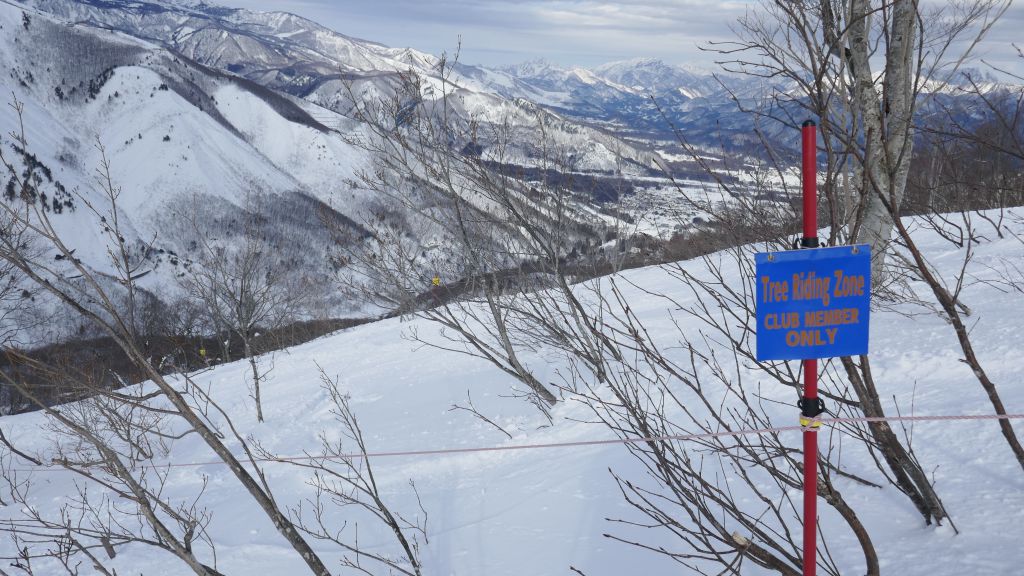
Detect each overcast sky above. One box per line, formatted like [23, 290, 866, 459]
[225, 0, 1023, 72]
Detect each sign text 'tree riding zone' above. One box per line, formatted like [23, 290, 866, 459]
[755, 245, 871, 361]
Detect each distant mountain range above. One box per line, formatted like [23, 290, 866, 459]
[28, 0, 991, 155]
[14, 0, 784, 148]
[488, 56, 777, 148]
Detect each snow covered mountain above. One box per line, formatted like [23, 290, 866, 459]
[18, 0, 1010, 154]
[486, 56, 778, 149]
[0, 0, 383, 336]
[14, 0, 775, 152]
[593, 58, 724, 98]
[1, 0, 669, 342]
[5, 0, 1009, 344]
[490, 57, 732, 108]
[490, 57, 1015, 152]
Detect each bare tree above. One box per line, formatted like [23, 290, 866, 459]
[179, 197, 311, 422]
[0, 246, 32, 350]
[690, 0, 1023, 520]
[261, 367, 428, 576]
[335, 51, 899, 574]
[0, 357, 223, 575]
[335, 60, 621, 412]
[0, 101, 336, 576]
[710, 0, 1009, 268]
[881, 65, 1024, 472]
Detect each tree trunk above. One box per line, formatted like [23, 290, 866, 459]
[845, 0, 918, 280]
[245, 338, 264, 423]
[486, 297, 558, 406]
[842, 356, 950, 524]
[137, 357, 331, 575]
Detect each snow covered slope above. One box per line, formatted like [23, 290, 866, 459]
[0, 0, 375, 321]
[0, 209, 1021, 575]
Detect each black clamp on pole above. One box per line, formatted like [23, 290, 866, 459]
[798, 397, 826, 429]
[792, 236, 821, 250]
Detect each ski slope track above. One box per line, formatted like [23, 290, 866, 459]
[0, 208, 1021, 575]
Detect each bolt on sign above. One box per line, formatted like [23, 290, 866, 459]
[755, 245, 871, 361]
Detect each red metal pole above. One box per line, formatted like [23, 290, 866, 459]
[800, 119, 819, 576]
[802, 121, 818, 241]
[802, 360, 818, 576]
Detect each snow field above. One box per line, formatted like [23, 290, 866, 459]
[0, 210, 1021, 574]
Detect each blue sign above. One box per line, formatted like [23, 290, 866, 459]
[755, 245, 871, 361]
